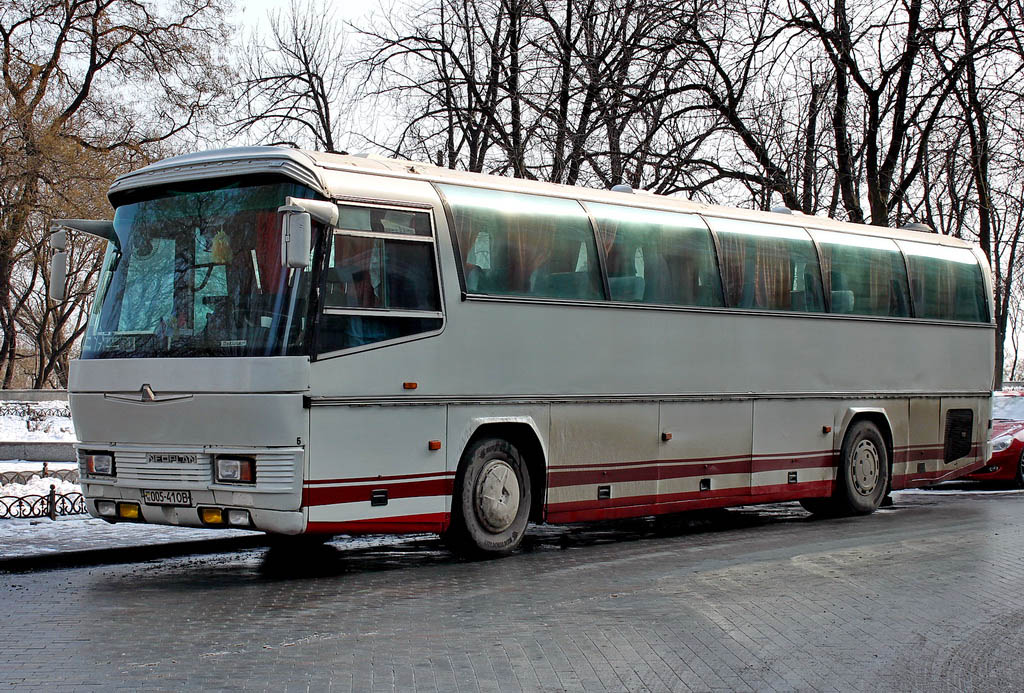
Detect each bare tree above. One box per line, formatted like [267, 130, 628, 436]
[232, 0, 350, 152]
[0, 0, 232, 387]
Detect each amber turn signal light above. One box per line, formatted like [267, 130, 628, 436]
[428, 440, 442, 451]
[200, 507, 224, 525]
[117, 502, 140, 520]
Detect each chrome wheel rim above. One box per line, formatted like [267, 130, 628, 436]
[475, 459, 520, 533]
[851, 439, 880, 496]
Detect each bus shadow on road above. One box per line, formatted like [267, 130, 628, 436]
[256, 503, 818, 580]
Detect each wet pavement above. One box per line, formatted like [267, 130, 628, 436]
[2, 488, 1023, 691]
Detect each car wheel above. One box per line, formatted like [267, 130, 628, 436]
[445, 437, 531, 557]
[1015, 452, 1024, 489]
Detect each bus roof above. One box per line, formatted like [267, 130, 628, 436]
[110, 145, 979, 251]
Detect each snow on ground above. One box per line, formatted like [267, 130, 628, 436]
[895, 487, 1024, 496]
[0, 514, 259, 558]
[0, 461, 80, 501]
[0, 512, 432, 559]
[0, 399, 75, 442]
[0, 474, 79, 498]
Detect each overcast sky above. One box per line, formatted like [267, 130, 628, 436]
[234, 0, 387, 33]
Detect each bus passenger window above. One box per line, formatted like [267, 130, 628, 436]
[814, 231, 911, 318]
[708, 218, 824, 313]
[318, 205, 443, 354]
[587, 202, 723, 307]
[439, 185, 603, 301]
[898, 241, 989, 322]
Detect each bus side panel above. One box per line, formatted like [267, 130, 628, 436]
[835, 399, 910, 491]
[751, 400, 834, 498]
[444, 401, 551, 502]
[545, 403, 660, 523]
[305, 404, 449, 533]
[656, 400, 752, 506]
[939, 396, 987, 478]
[898, 398, 942, 488]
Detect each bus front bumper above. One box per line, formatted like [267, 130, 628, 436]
[83, 494, 305, 534]
[77, 444, 307, 535]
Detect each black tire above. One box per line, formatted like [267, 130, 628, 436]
[446, 437, 531, 557]
[802, 420, 890, 516]
[1014, 452, 1024, 489]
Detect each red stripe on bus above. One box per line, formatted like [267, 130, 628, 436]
[549, 449, 833, 473]
[550, 452, 752, 472]
[307, 512, 450, 535]
[751, 453, 835, 472]
[303, 478, 454, 507]
[305, 470, 456, 486]
[548, 453, 835, 488]
[894, 456, 985, 488]
[546, 480, 833, 523]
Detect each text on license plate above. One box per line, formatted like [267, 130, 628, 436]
[141, 490, 193, 506]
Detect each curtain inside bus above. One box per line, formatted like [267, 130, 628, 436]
[440, 184, 602, 300]
[711, 219, 824, 312]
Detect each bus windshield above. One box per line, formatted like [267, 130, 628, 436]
[81, 177, 322, 359]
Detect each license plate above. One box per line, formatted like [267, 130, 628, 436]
[141, 489, 193, 506]
[147, 453, 198, 465]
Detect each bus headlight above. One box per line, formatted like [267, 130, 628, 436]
[991, 435, 1013, 453]
[84, 453, 115, 476]
[214, 456, 256, 484]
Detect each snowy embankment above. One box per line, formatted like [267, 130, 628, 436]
[0, 465, 79, 498]
[0, 399, 79, 500]
[0, 399, 76, 442]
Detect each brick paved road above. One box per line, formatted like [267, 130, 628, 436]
[2, 489, 1023, 692]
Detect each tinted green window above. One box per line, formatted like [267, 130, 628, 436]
[708, 218, 825, 312]
[899, 241, 989, 322]
[587, 203, 723, 306]
[815, 231, 911, 317]
[318, 205, 442, 353]
[439, 185, 603, 300]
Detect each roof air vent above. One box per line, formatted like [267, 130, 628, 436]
[611, 184, 634, 194]
[771, 206, 793, 215]
[901, 222, 935, 233]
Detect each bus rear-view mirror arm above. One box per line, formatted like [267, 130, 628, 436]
[47, 219, 117, 302]
[278, 197, 339, 269]
[51, 219, 118, 248]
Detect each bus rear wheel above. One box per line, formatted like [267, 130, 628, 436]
[801, 420, 889, 517]
[446, 437, 531, 557]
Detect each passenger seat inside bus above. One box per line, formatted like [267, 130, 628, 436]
[532, 271, 600, 299]
[609, 276, 645, 301]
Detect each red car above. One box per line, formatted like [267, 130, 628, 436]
[964, 391, 1024, 486]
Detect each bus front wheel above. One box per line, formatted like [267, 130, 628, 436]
[446, 437, 532, 557]
[801, 420, 889, 516]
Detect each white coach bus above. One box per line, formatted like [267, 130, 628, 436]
[51, 147, 993, 555]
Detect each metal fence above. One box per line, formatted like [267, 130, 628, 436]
[0, 403, 71, 418]
[0, 484, 86, 519]
[0, 468, 78, 485]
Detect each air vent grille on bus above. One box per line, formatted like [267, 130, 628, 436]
[944, 409, 974, 463]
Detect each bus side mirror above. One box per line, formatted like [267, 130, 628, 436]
[49, 251, 67, 301]
[281, 211, 312, 269]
